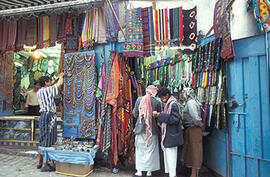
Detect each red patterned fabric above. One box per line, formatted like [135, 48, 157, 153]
[7, 20, 17, 50]
[16, 20, 27, 51]
[25, 18, 38, 46]
[214, 0, 235, 61]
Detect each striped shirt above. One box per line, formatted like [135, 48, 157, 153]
[37, 84, 58, 113]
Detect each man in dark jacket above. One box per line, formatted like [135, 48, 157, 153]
[153, 87, 183, 177]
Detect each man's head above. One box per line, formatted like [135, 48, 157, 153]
[34, 81, 40, 91]
[39, 76, 52, 88]
[157, 87, 171, 103]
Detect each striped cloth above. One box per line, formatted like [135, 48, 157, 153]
[38, 16, 50, 48]
[37, 84, 58, 113]
[25, 18, 38, 46]
[82, 8, 97, 48]
[142, 7, 155, 57]
[39, 112, 57, 147]
[154, 8, 170, 46]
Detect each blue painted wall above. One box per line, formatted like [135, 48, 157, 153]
[204, 34, 270, 177]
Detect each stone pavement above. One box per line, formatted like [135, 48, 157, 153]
[0, 148, 217, 177]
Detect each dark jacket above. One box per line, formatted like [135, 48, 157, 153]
[157, 103, 184, 148]
[133, 96, 162, 135]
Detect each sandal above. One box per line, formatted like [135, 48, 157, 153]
[40, 167, 55, 172]
[36, 164, 42, 169]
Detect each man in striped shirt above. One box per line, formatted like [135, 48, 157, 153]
[36, 73, 64, 172]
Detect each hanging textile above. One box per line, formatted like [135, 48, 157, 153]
[38, 16, 50, 48]
[124, 8, 144, 57]
[105, 2, 119, 42]
[63, 51, 96, 138]
[82, 8, 98, 48]
[183, 7, 197, 54]
[118, 1, 127, 43]
[97, 4, 107, 43]
[65, 17, 79, 52]
[0, 52, 14, 114]
[1, 21, 9, 52]
[7, 20, 17, 51]
[49, 14, 58, 46]
[97, 51, 115, 152]
[169, 7, 184, 44]
[214, 0, 235, 61]
[16, 20, 27, 51]
[142, 7, 155, 57]
[25, 18, 38, 46]
[153, 8, 170, 46]
[57, 14, 67, 43]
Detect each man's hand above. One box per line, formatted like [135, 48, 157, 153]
[152, 111, 160, 118]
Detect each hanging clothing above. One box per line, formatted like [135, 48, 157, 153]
[97, 4, 107, 43]
[82, 8, 97, 48]
[16, 20, 27, 51]
[7, 20, 17, 50]
[124, 8, 144, 57]
[49, 14, 58, 46]
[169, 7, 183, 43]
[38, 16, 50, 48]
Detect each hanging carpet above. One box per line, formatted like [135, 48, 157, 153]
[142, 7, 155, 57]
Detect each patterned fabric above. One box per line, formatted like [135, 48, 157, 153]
[57, 14, 66, 43]
[142, 7, 155, 57]
[25, 18, 38, 46]
[38, 16, 50, 49]
[39, 112, 57, 147]
[65, 17, 79, 52]
[0, 52, 14, 113]
[214, 0, 235, 61]
[63, 51, 96, 139]
[258, 0, 270, 32]
[183, 7, 197, 54]
[105, 2, 119, 42]
[170, 7, 184, 43]
[124, 8, 144, 57]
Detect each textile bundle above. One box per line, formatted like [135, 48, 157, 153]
[214, 0, 235, 61]
[97, 52, 134, 165]
[63, 51, 96, 139]
[142, 7, 155, 57]
[124, 8, 144, 57]
[0, 52, 14, 112]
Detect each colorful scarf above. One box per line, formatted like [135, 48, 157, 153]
[124, 8, 144, 57]
[183, 7, 197, 54]
[82, 8, 97, 48]
[25, 18, 38, 46]
[142, 7, 155, 57]
[139, 85, 158, 146]
[38, 16, 50, 48]
[161, 96, 178, 149]
[16, 20, 26, 51]
[214, 0, 235, 61]
[105, 2, 119, 42]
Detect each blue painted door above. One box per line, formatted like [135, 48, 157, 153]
[227, 34, 270, 177]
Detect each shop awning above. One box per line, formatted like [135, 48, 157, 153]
[0, 0, 107, 18]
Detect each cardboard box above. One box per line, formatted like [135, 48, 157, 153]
[55, 161, 94, 177]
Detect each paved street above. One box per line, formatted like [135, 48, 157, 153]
[0, 149, 216, 177]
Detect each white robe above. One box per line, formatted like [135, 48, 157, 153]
[135, 133, 160, 171]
